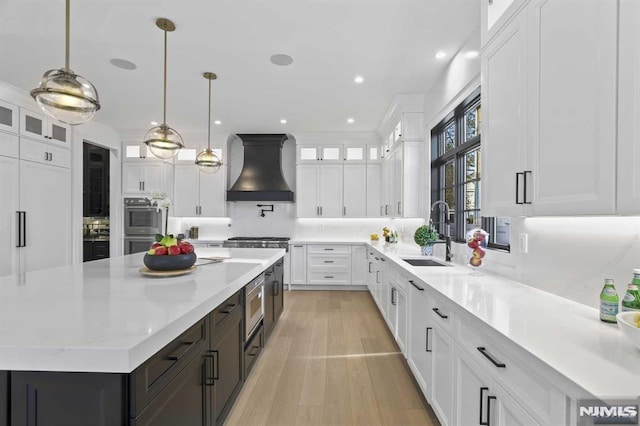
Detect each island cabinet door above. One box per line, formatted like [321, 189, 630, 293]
[273, 259, 284, 322]
[263, 266, 275, 337]
[131, 346, 210, 426]
[1, 371, 7, 426]
[10, 371, 126, 426]
[210, 306, 244, 426]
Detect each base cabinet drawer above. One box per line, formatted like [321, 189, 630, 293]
[307, 253, 351, 269]
[244, 323, 264, 377]
[307, 271, 351, 285]
[307, 244, 351, 254]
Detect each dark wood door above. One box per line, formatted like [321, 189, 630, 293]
[131, 347, 209, 426]
[210, 307, 243, 426]
[273, 259, 284, 322]
[263, 267, 274, 336]
[10, 371, 125, 426]
[1, 371, 7, 426]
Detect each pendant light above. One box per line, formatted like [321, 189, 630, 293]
[195, 72, 223, 173]
[30, 0, 100, 125]
[143, 18, 184, 160]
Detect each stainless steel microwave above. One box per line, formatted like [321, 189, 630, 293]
[123, 198, 162, 236]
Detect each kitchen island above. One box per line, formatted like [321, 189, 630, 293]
[0, 247, 285, 426]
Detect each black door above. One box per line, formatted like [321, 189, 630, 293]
[210, 307, 243, 426]
[273, 259, 284, 323]
[263, 266, 275, 336]
[131, 347, 210, 426]
[10, 371, 125, 426]
[1, 371, 7, 426]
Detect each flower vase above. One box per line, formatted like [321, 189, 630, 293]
[421, 244, 434, 256]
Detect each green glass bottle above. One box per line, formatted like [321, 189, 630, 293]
[621, 280, 640, 312]
[599, 278, 619, 323]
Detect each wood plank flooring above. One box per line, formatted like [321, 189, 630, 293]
[224, 290, 439, 426]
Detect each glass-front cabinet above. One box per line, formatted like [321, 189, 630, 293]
[19, 108, 70, 147]
[0, 100, 18, 134]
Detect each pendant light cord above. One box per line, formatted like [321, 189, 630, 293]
[207, 78, 212, 149]
[64, 0, 70, 71]
[163, 28, 167, 125]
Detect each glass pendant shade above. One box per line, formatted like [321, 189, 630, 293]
[144, 124, 184, 160]
[195, 148, 222, 173]
[30, 0, 100, 125]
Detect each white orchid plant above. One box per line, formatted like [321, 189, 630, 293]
[147, 192, 172, 237]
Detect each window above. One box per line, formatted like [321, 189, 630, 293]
[430, 88, 510, 250]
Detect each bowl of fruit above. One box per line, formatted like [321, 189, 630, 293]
[143, 235, 197, 272]
[466, 227, 489, 273]
[616, 311, 640, 351]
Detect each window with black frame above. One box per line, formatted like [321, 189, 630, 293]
[430, 88, 510, 251]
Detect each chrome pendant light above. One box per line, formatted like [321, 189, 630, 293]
[195, 72, 223, 173]
[30, 0, 100, 125]
[143, 18, 184, 160]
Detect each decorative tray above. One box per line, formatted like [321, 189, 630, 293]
[139, 266, 197, 277]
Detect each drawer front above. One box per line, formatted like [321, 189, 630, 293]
[129, 317, 209, 417]
[430, 294, 455, 336]
[307, 244, 351, 254]
[307, 271, 351, 285]
[212, 289, 242, 330]
[20, 138, 71, 168]
[457, 318, 565, 424]
[0, 131, 18, 159]
[307, 253, 351, 270]
[244, 323, 264, 377]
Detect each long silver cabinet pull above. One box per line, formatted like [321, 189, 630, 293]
[16, 211, 26, 248]
[477, 346, 506, 368]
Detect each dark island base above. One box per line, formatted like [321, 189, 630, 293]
[1, 258, 284, 426]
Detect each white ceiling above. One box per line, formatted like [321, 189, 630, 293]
[0, 0, 480, 137]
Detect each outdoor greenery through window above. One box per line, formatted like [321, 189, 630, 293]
[430, 87, 510, 250]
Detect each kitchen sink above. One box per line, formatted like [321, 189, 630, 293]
[401, 258, 451, 267]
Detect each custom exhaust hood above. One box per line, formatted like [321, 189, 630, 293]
[226, 134, 294, 202]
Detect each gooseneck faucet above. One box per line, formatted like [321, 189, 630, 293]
[430, 200, 453, 262]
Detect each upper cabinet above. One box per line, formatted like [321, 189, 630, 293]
[618, 0, 640, 214]
[0, 100, 19, 134]
[482, 0, 618, 216]
[19, 108, 70, 148]
[481, 0, 527, 47]
[296, 145, 343, 164]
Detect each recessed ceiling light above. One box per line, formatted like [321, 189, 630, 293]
[110, 58, 137, 70]
[465, 51, 480, 59]
[214, 120, 222, 125]
[270, 54, 294, 66]
[150, 121, 158, 126]
[435, 51, 447, 60]
[280, 119, 287, 124]
[354, 75, 364, 84]
[347, 118, 355, 124]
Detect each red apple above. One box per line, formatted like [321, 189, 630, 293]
[168, 245, 181, 256]
[472, 247, 485, 258]
[154, 246, 168, 256]
[467, 239, 480, 249]
[151, 242, 162, 249]
[178, 241, 194, 254]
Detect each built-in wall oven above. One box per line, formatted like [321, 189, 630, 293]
[123, 198, 162, 254]
[245, 273, 265, 340]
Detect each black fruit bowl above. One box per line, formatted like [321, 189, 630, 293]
[143, 252, 197, 271]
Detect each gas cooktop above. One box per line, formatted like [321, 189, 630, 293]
[226, 237, 290, 241]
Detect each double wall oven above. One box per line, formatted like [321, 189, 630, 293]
[123, 198, 162, 255]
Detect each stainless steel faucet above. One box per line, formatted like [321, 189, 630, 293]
[430, 200, 453, 262]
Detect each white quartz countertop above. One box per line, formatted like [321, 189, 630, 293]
[289, 238, 369, 244]
[367, 241, 640, 399]
[0, 248, 284, 373]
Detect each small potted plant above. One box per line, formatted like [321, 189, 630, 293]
[414, 224, 439, 256]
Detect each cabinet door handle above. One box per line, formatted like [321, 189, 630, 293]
[409, 280, 424, 291]
[320, 206, 323, 216]
[376, 271, 380, 283]
[515, 172, 523, 204]
[139, 181, 142, 191]
[380, 206, 384, 216]
[165, 341, 194, 362]
[343, 206, 346, 216]
[324, 248, 334, 251]
[294, 245, 303, 248]
[391, 287, 396, 305]
[324, 260, 334, 263]
[49, 152, 53, 161]
[397, 201, 401, 215]
[16, 211, 26, 248]
[425, 327, 432, 352]
[220, 303, 238, 314]
[477, 347, 506, 368]
[479, 387, 489, 425]
[368, 262, 372, 273]
[142, 181, 145, 191]
[380, 258, 386, 262]
[324, 275, 334, 279]
[44, 152, 48, 161]
[432, 307, 448, 319]
[524, 170, 532, 204]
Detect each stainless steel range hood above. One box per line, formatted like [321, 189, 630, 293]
[226, 134, 294, 202]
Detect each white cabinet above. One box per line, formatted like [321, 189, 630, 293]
[367, 145, 382, 164]
[343, 145, 366, 163]
[481, 11, 528, 218]
[123, 162, 164, 194]
[388, 274, 408, 356]
[0, 154, 19, 276]
[19, 108, 70, 147]
[0, 131, 19, 162]
[296, 164, 343, 217]
[408, 279, 433, 400]
[306, 244, 351, 285]
[289, 244, 307, 285]
[380, 141, 422, 218]
[617, 0, 640, 214]
[296, 145, 343, 164]
[173, 164, 226, 217]
[431, 323, 455, 426]
[0, 100, 19, 134]
[351, 245, 367, 286]
[343, 164, 366, 217]
[482, 0, 618, 217]
[366, 164, 381, 217]
[455, 346, 492, 426]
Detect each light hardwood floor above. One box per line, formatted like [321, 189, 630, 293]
[225, 290, 439, 426]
